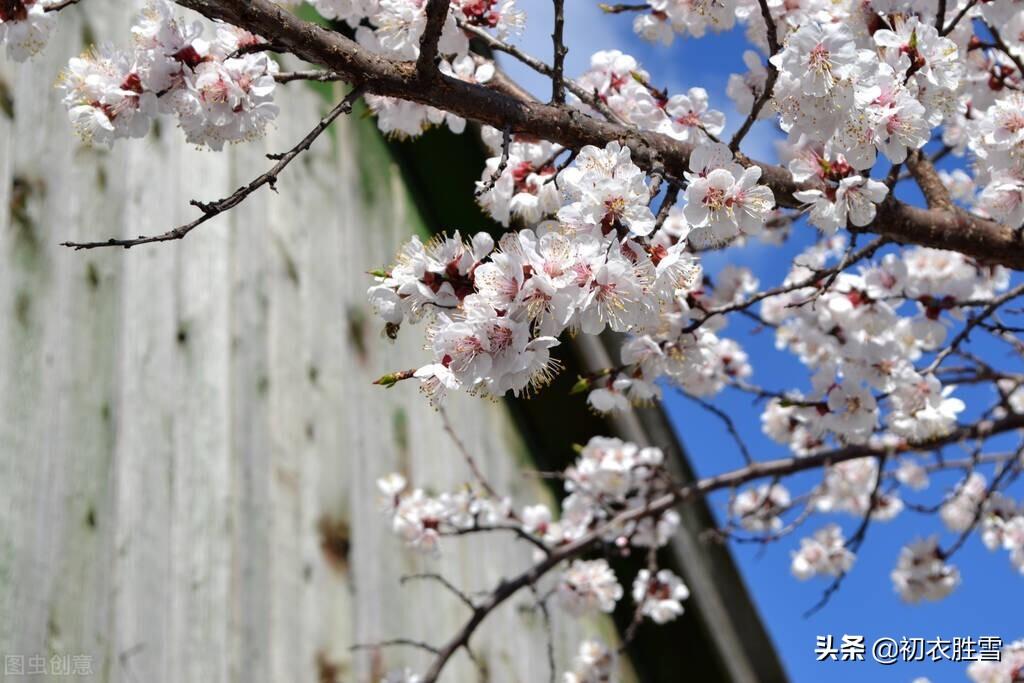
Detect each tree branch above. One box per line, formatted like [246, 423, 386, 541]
[924, 282, 1024, 374]
[418, 409, 1024, 681]
[905, 148, 953, 211]
[170, 0, 1024, 269]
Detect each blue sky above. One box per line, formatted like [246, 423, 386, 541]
[501, 3, 1023, 681]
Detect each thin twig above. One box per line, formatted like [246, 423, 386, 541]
[456, 19, 625, 124]
[62, 85, 366, 249]
[988, 25, 1024, 80]
[729, 0, 779, 151]
[43, 0, 83, 11]
[550, 0, 567, 105]
[418, 411, 1024, 681]
[678, 390, 754, 465]
[924, 283, 1024, 374]
[529, 586, 557, 683]
[598, 2, 648, 13]
[275, 70, 344, 84]
[681, 237, 890, 333]
[440, 406, 503, 502]
[475, 126, 513, 197]
[803, 454, 886, 617]
[401, 573, 477, 611]
[939, 450, 1021, 560]
[940, 0, 978, 35]
[417, 0, 452, 79]
[351, 638, 441, 654]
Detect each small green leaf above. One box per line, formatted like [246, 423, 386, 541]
[570, 376, 591, 395]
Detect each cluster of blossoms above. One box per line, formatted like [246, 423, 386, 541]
[377, 437, 680, 555]
[790, 524, 855, 580]
[375, 471, 511, 554]
[759, 240, 1007, 452]
[815, 457, 903, 519]
[632, 4, 964, 176]
[729, 483, 791, 532]
[377, 437, 688, 614]
[557, 559, 624, 616]
[915, 639, 1024, 683]
[943, 472, 1024, 574]
[547, 437, 681, 548]
[783, 451, 1024, 600]
[563, 639, 617, 683]
[890, 536, 961, 603]
[584, 254, 761, 413]
[370, 139, 772, 408]
[365, 45, 779, 406]
[787, 463, 977, 601]
[749, 239, 1014, 603]
[967, 638, 1024, 683]
[279, 0, 524, 137]
[572, 50, 728, 147]
[57, 1, 279, 149]
[631, 568, 690, 623]
[0, 0, 53, 61]
[375, 438, 689, 680]
[629, 0, 1024, 237]
[555, 559, 690, 625]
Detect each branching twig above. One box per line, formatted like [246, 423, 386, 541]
[940, 0, 978, 35]
[682, 236, 890, 333]
[939, 449, 1022, 560]
[475, 126, 512, 197]
[417, 411, 1024, 681]
[402, 573, 477, 611]
[803, 454, 885, 617]
[678, 390, 755, 465]
[729, 0, 779, 151]
[456, 19, 625, 124]
[62, 84, 366, 249]
[417, 0, 452, 80]
[988, 25, 1024, 78]
[550, 0, 567, 105]
[169, 0, 1024, 269]
[440, 406, 503, 502]
[924, 282, 1024, 374]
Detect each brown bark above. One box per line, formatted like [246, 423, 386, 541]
[175, 0, 1024, 270]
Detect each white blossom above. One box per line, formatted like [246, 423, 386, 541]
[557, 559, 623, 616]
[791, 524, 855, 580]
[632, 569, 690, 624]
[891, 537, 960, 603]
